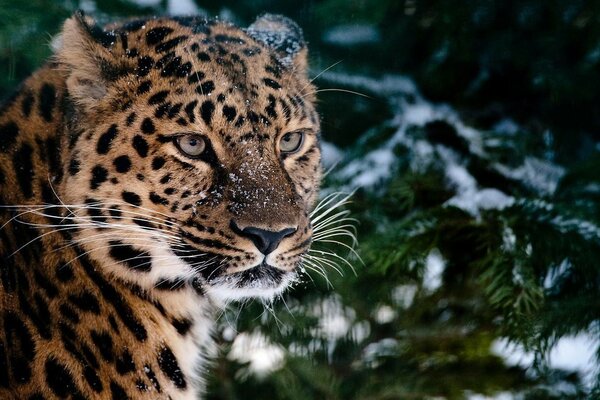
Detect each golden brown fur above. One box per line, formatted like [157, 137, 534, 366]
[0, 12, 320, 399]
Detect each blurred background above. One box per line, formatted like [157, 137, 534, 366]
[1, 0, 599, 398]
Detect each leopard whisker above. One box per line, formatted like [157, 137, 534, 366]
[301, 258, 334, 288]
[301, 88, 371, 99]
[310, 60, 344, 83]
[303, 253, 345, 277]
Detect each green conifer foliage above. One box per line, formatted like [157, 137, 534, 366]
[1, 1, 599, 398]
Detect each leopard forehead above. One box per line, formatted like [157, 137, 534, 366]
[61, 15, 319, 134]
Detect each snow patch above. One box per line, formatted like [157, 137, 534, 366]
[167, 0, 202, 15]
[392, 284, 418, 309]
[494, 157, 565, 195]
[321, 141, 344, 169]
[339, 148, 396, 187]
[228, 331, 285, 378]
[323, 24, 381, 46]
[373, 304, 397, 324]
[440, 149, 515, 216]
[492, 334, 599, 388]
[129, 0, 161, 6]
[423, 249, 445, 292]
[466, 392, 516, 400]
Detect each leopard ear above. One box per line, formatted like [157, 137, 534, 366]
[56, 11, 130, 113]
[246, 14, 308, 74]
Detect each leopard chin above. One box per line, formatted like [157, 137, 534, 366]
[204, 263, 298, 303]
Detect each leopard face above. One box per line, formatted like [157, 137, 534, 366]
[59, 13, 321, 302]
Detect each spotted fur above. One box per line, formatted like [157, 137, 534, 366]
[0, 12, 321, 399]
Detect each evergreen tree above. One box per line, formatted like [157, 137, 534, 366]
[1, 1, 598, 398]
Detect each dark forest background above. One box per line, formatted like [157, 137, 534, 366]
[1, 1, 599, 398]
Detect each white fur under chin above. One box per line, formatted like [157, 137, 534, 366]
[204, 272, 297, 305]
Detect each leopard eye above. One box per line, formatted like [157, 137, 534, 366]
[175, 134, 206, 157]
[279, 131, 304, 154]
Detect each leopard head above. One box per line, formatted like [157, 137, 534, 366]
[56, 12, 321, 302]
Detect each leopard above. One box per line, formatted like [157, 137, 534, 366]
[0, 11, 322, 400]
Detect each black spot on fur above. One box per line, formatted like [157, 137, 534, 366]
[113, 155, 132, 173]
[0, 121, 19, 153]
[141, 117, 156, 134]
[110, 381, 130, 400]
[122, 191, 142, 206]
[132, 135, 149, 157]
[168, 103, 182, 119]
[159, 173, 171, 184]
[45, 137, 62, 181]
[200, 100, 215, 125]
[266, 94, 277, 118]
[222, 105, 236, 122]
[158, 345, 187, 389]
[90, 165, 108, 189]
[21, 91, 34, 116]
[91, 330, 114, 362]
[187, 71, 205, 84]
[247, 111, 259, 124]
[197, 51, 211, 62]
[39, 83, 56, 122]
[149, 192, 169, 206]
[265, 64, 282, 78]
[144, 365, 161, 392]
[109, 241, 152, 272]
[59, 304, 80, 323]
[148, 90, 169, 105]
[197, 80, 215, 95]
[137, 80, 152, 95]
[263, 78, 281, 89]
[155, 35, 189, 53]
[84, 366, 103, 393]
[135, 379, 148, 392]
[176, 61, 192, 77]
[55, 263, 74, 282]
[217, 33, 246, 43]
[154, 103, 170, 119]
[69, 291, 101, 314]
[97, 124, 119, 154]
[136, 56, 154, 77]
[146, 27, 174, 45]
[133, 217, 154, 230]
[151, 156, 166, 170]
[172, 318, 192, 335]
[116, 350, 135, 374]
[12, 143, 34, 198]
[126, 112, 136, 126]
[184, 100, 197, 122]
[4, 312, 35, 362]
[108, 315, 119, 333]
[160, 55, 183, 77]
[45, 358, 82, 398]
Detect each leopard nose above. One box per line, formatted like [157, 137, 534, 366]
[230, 220, 296, 255]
